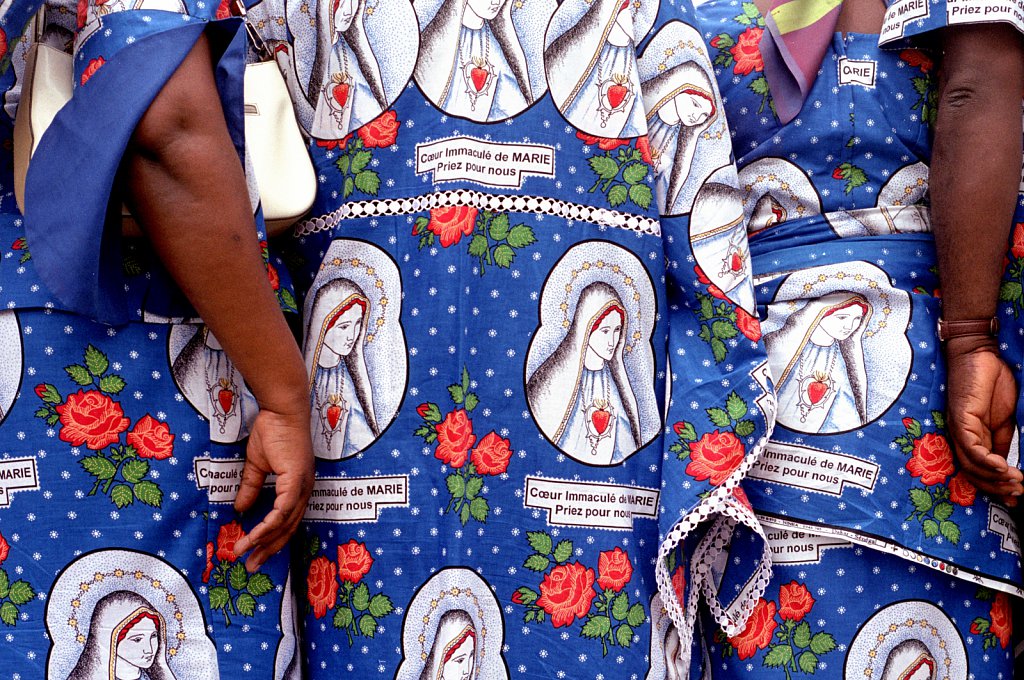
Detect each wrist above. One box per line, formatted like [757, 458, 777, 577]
[943, 334, 1000, 358]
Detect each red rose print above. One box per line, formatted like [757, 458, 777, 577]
[948, 474, 976, 507]
[317, 134, 352, 151]
[0, 532, 8, 566]
[899, 49, 933, 73]
[511, 591, 524, 605]
[56, 389, 129, 450]
[596, 547, 633, 592]
[12, 237, 25, 251]
[832, 167, 844, 180]
[357, 110, 400, 148]
[435, 409, 476, 468]
[0, 28, 7, 62]
[215, 0, 233, 19]
[202, 542, 214, 584]
[216, 521, 246, 562]
[906, 432, 954, 487]
[735, 308, 762, 341]
[471, 431, 513, 476]
[267, 263, 281, 291]
[81, 57, 106, 87]
[729, 598, 777, 660]
[708, 284, 728, 301]
[673, 422, 687, 436]
[536, 562, 597, 628]
[337, 540, 374, 584]
[686, 430, 745, 486]
[710, 35, 723, 49]
[34, 384, 47, 398]
[902, 417, 915, 429]
[1011, 222, 1024, 259]
[575, 131, 630, 151]
[671, 566, 686, 602]
[729, 27, 764, 76]
[127, 414, 175, 460]
[416, 403, 431, 418]
[778, 581, 815, 622]
[307, 555, 339, 619]
[970, 620, 983, 635]
[427, 205, 478, 248]
[990, 593, 1012, 649]
[635, 136, 654, 166]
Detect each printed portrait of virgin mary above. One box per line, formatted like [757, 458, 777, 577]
[642, 60, 718, 215]
[66, 591, 175, 680]
[285, 0, 416, 139]
[764, 292, 871, 434]
[395, 568, 508, 680]
[46, 550, 217, 680]
[527, 281, 644, 465]
[544, 0, 651, 138]
[414, 0, 551, 122]
[844, 601, 967, 680]
[0, 311, 21, 425]
[171, 325, 257, 443]
[420, 610, 477, 680]
[304, 277, 378, 460]
[689, 182, 755, 313]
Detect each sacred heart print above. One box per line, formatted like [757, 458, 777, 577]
[761, 261, 912, 435]
[412, 0, 556, 123]
[525, 240, 662, 466]
[302, 239, 407, 461]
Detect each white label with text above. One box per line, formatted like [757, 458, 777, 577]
[305, 476, 408, 522]
[880, 0, 929, 40]
[988, 504, 1021, 555]
[524, 476, 658, 530]
[416, 137, 555, 189]
[749, 442, 878, 496]
[948, 0, 1024, 25]
[764, 522, 852, 564]
[194, 457, 274, 503]
[838, 58, 876, 88]
[0, 457, 39, 508]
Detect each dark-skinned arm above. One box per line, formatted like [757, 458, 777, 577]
[122, 34, 313, 570]
[931, 23, 1024, 502]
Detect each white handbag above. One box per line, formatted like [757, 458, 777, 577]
[243, 59, 318, 234]
[13, 6, 316, 236]
[12, 15, 72, 217]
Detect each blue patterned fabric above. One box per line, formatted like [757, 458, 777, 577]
[0, 2, 300, 678]
[688, 0, 1024, 675]
[0, 0, 781, 679]
[247, 0, 777, 676]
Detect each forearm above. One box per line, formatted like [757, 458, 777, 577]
[931, 23, 1024, 324]
[123, 35, 306, 411]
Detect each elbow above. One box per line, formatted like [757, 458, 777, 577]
[127, 36, 223, 162]
[937, 71, 990, 116]
[935, 71, 1015, 133]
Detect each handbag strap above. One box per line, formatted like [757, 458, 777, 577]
[29, 3, 46, 43]
[233, 0, 272, 62]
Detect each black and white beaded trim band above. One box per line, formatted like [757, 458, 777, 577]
[292, 189, 661, 238]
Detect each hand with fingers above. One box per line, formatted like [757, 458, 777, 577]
[233, 405, 315, 572]
[945, 338, 1022, 506]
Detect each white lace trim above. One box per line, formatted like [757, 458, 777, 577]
[292, 190, 661, 237]
[654, 427, 774, 677]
